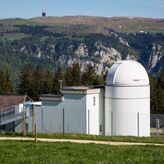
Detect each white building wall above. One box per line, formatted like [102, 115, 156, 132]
[15, 104, 25, 132]
[86, 93, 100, 135]
[106, 86, 150, 137]
[35, 100, 63, 133]
[15, 100, 64, 133]
[105, 86, 112, 135]
[15, 88, 104, 135]
[63, 94, 86, 134]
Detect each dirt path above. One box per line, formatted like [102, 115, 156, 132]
[0, 137, 164, 146]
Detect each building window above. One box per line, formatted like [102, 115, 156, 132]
[93, 97, 96, 106]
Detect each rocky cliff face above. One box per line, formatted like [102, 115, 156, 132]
[51, 41, 122, 74]
[58, 44, 129, 74]
[0, 24, 164, 75]
[94, 42, 122, 63]
[148, 43, 163, 72]
[50, 38, 164, 73]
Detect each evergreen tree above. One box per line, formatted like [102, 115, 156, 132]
[0, 69, 13, 94]
[158, 72, 164, 89]
[42, 68, 53, 94]
[94, 74, 105, 85]
[71, 62, 82, 86]
[33, 66, 44, 100]
[149, 74, 158, 113]
[64, 62, 82, 86]
[3, 69, 13, 94]
[157, 86, 164, 113]
[65, 66, 73, 86]
[82, 64, 97, 86]
[157, 73, 164, 113]
[0, 70, 5, 94]
[149, 73, 164, 114]
[18, 64, 36, 99]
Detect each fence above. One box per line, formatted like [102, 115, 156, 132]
[0, 104, 31, 133]
[1, 106, 164, 137]
[21, 110, 164, 136]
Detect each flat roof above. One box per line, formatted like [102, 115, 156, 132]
[40, 94, 64, 101]
[63, 85, 105, 90]
[40, 86, 105, 99]
[62, 86, 104, 94]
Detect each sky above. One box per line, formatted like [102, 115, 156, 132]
[0, 0, 164, 19]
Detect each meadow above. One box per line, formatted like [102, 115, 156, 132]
[0, 141, 164, 163]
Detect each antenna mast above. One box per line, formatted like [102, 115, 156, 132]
[41, 0, 46, 17]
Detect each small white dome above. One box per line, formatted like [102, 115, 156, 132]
[106, 60, 149, 86]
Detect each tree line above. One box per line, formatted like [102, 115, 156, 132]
[17, 63, 105, 100]
[149, 73, 164, 114]
[0, 69, 13, 94]
[0, 64, 164, 114]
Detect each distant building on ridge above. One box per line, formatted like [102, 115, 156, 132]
[42, 10, 46, 17]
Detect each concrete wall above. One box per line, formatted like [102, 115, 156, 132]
[63, 94, 86, 134]
[31, 100, 63, 133]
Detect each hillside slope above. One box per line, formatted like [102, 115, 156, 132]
[0, 16, 164, 33]
[0, 16, 164, 85]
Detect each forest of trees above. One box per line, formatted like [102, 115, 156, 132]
[0, 63, 163, 114]
[17, 63, 105, 100]
[0, 68, 13, 94]
[149, 73, 164, 114]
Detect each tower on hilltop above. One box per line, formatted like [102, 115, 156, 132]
[42, 10, 46, 17]
[41, 0, 46, 17]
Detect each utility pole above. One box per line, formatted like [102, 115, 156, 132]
[59, 80, 63, 93]
[63, 108, 65, 136]
[32, 104, 35, 135]
[137, 112, 140, 138]
[35, 123, 37, 142]
[23, 101, 26, 136]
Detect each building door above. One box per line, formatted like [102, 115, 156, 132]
[88, 109, 99, 135]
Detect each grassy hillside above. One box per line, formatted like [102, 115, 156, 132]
[0, 16, 164, 33]
[31, 16, 164, 33]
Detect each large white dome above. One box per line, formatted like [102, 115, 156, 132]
[106, 60, 149, 86]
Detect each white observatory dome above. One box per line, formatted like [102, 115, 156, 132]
[106, 60, 149, 86]
[105, 60, 150, 137]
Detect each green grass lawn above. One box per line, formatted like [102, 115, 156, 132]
[0, 141, 163, 163]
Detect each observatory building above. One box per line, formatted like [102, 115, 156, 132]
[105, 60, 150, 136]
[10, 60, 150, 136]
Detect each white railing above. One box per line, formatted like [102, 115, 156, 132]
[0, 111, 26, 126]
